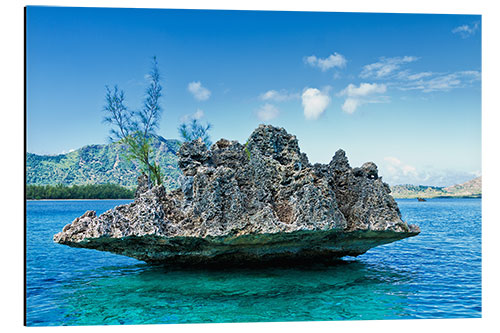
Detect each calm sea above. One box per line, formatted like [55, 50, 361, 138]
[25, 198, 481, 326]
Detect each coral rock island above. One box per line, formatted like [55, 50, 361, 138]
[54, 125, 420, 266]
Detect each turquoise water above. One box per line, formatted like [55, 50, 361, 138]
[26, 198, 481, 326]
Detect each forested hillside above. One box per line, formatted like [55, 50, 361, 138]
[390, 176, 481, 199]
[27, 135, 183, 190]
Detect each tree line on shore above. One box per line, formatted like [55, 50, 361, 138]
[26, 184, 135, 200]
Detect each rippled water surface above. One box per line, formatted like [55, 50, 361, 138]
[26, 198, 481, 326]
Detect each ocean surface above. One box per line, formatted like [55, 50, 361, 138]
[26, 198, 481, 326]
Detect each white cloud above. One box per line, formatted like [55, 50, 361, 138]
[181, 109, 205, 122]
[401, 164, 418, 176]
[460, 70, 481, 78]
[380, 156, 479, 186]
[340, 82, 387, 97]
[452, 22, 479, 38]
[256, 103, 279, 121]
[192, 109, 204, 119]
[406, 72, 433, 80]
[341, 98, 361, 114]
[360, 56, 418, 79]
[301, 88, 331, 120]
[359, 55, 480, 95]
[60, 148, 75, 154]
[418, 74, 461, 92]
[259, 89, 299, 102]
[187, 81, 211, 101]
[384, 156, 401, 165]
[339, 83, 387, 114]
[304, 52, 347, 71]
[382, 157, 419, 183]
[399, 71, 481, 92]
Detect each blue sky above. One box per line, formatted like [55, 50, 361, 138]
[26, 7, 481, 186]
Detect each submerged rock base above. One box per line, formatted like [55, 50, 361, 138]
[59, 229, 417, 267]
[54, 125, 420, 266]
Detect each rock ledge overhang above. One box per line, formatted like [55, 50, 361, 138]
[54, 125, 420, 266]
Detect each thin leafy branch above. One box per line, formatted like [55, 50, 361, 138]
[178, 119, 212, 147]
[102, 56, 164, 186]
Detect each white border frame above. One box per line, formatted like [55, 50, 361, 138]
[3, 1, 498, 332]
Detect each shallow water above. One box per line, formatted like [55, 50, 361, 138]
[25, 198, 481, 326]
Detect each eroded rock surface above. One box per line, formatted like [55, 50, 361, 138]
[54, 125, 419, 266]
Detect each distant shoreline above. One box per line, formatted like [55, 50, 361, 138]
[26, 183, 135, 200]
[392, 195, 481, 200]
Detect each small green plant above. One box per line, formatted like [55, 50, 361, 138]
[244, 141, 251, 160]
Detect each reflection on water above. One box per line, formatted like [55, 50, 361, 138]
[58, 260, 414, 325]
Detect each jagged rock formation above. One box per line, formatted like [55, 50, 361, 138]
[54, 125, 420, 266]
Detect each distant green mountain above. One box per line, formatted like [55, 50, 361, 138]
[26, 135, 183, 190]
[390, 176, 482, 199]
